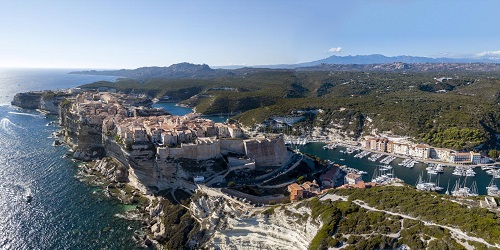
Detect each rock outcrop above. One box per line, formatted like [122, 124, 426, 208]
[12, 91, 68, 114]
[191, 188, 321, 249]
[92, 157, 129, 183]
[11, 92, 42, 109]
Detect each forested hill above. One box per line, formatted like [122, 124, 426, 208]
[71, 62, 500, 79]
[81, 69, 500, 151]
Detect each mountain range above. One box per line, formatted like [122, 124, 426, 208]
[70, 54, 500, 79]
[219, 54, 500, 69]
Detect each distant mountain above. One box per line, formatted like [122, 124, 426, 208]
[218, 54, 500, 69]
[71, 55, 500, 79]
[70, 62, 292, 79]
[71, 62, 220, 79]
[296, 62, 500, 72]
[300, 54, 500, 66]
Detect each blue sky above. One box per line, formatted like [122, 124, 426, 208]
[1, 0, 499, 69]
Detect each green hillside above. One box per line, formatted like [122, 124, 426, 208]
[82, 70, 500, 150]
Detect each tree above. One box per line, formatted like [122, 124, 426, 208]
[489, 149, 500, 160]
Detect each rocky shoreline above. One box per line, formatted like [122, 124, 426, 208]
[75, 158, 159, 248]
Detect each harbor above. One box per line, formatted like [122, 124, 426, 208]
[296, 142, 498, 195]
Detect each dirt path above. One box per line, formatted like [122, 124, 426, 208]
[352, 200, 500, 248]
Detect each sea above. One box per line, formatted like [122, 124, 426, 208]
[0, 68, 140, 249]
[151, 102, 230, 123]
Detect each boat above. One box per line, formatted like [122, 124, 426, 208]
[465, 168, 476, 177]
[339, 165, 366, 175]
[372, 167, 400, 185]
[482, 165, 493, 171]
[354, 150, 371, 158]
[368, 153, 384, 162]
[380, 165, 393, 170]
[25, 188, 33, 203]
[416, 172, 443, 192]
[398, 158, 412, 166]
[25, 194, 33, 203]
[427, 169, 438, 175]
[322, 143, 337, 150]
[379, 155, 397, 164]
[452, 168, 464, 176]
[487, 177, 500, 196]
[435, 164, 444, 173]
[404, 159, 417, 168]
[345, 147, 358, 154]
[451, 178, 478, 197]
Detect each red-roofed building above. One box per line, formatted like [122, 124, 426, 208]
[287, 183, 304, 202]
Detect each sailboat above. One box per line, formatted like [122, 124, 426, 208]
[444, 180, 450, 195]
[415, 172, 441, 192]
[451, 177, 478, 197]
[487, 177, 500, 196]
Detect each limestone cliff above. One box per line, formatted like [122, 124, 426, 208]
[191, 188, 321, 250]
[12, 91, 68, 114]
[11, 92, 41, 109]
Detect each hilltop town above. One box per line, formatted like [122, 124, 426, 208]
[48, 89, 311, 195]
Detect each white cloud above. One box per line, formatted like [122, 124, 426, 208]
[328, 47, 342, 53]
[476, 50, 500, 58]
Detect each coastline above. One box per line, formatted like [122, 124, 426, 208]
[74, 159, 155, 247]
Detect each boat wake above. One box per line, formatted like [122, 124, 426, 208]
[4, 183, 33, 203]
[8, 111, 41, 117]
[0, 118, 23, 132]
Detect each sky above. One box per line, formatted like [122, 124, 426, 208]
[1, 0, 500, 69]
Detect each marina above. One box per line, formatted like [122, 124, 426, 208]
[339, 165, 368, 175]
[296, 142, 497, 195]
[416, 172, 443, 192]
[368, 153, 384, 162]
[487, 177, 500, 197]
[354, 150, 371, 159]
[451, 179, 479, 197]
[379, 155, 397, 164]
[322, 143, 337, 150]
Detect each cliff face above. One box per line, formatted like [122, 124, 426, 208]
[12, 91, 67, 114]
[191, 188, 321, 250]
[11, 92, 42, 109]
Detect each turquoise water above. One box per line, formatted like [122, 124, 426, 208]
[297, 142, 493, 195]
[0, 69, 140, 249]
[152, 102, 230, 123]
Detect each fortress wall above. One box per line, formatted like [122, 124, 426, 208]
[157, 141, 221, 160]
[220, 139, 246, 155]
[244, 136, 288, 167]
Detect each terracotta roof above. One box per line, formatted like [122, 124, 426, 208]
[288, 183, 303, 191]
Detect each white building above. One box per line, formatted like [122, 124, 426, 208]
[345, 173, 363, 185]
